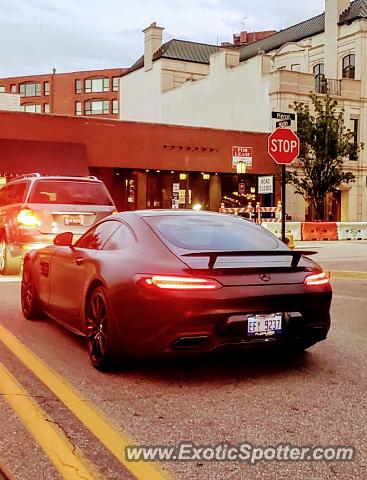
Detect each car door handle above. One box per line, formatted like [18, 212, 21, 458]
[74, 257, 84, 266]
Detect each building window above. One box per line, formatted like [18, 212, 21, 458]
[84, 78, 109, 93]
[75, 101, 82, 116]
[75, 79, 82, 94]
[19, 82, 42, 97]
[44, 81, 50, 96]
[10, 84, 17, 93]
[112, 77, 120, 92]
[0, 86, 5, 93]
[342, 54, 355, 79]
[112, 99, 118, 114]
[350, 118, 359, 160]
[313, 63, 326, 93]
[44, 103, 50, 113]
[85, 100, 109, 115]
[22, 104, 42, 113]
[291, 64, 300, 72]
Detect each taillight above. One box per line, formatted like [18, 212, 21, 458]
[17, 209, 40, 227]
[138, 275, 222, 290]
[304, 272, 329, 286]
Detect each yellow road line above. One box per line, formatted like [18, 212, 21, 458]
[328, 270, 367, 280]
[0, 363, 102, 480]
[0, 325, 169, 480]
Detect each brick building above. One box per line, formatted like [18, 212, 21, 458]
[0, 68, 127, 118]
[0, 110, 279, 212]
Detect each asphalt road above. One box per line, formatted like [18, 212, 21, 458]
[0, 244, 366, 479]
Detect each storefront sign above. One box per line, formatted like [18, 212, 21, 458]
[258, 176, 273, 194]
[232, 146, 253, 168]
[172, 183, 180, 209]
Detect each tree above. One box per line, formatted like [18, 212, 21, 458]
[287, 93, 363, 220]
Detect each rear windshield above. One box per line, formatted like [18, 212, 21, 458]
[29, 181, 114, 206]
[145, 215, 281, 251]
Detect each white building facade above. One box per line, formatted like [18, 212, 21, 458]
[121, 1, 367, 221]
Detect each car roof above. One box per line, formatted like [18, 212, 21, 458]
[7, 175, 103, 184]
[115, 209, 233, 220]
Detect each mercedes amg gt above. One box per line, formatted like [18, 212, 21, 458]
[21, 211, 332, 369]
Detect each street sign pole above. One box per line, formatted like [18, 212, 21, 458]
[281, 164, 286, 243]
[267, 127, 300, 244]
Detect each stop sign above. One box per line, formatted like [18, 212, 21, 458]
[268, 128, 300, 165]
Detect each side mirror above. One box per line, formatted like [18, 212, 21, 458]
[53, 232, 74, 247]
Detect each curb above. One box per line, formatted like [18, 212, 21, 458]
[0, 461, 16, 480]
[328, 270, 367, 280]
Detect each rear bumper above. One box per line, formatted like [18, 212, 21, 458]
[10, 235, 56, 257]
[10, 230, 81, 257]
[109, 283, 332, 358]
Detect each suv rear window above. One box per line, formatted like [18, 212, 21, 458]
[145, 215, 281, 251]
[28, 181, 114, 206]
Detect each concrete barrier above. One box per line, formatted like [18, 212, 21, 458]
[261, 222, 302, 241]
[337, 222, 367, 240]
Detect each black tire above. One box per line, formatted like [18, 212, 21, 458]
[21, 261, 44, 320]
[0, 238, 22, 275]
[85, 286, 119, 370]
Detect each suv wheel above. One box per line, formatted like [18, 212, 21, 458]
[0, 238, 22, 275]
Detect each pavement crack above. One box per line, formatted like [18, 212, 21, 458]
[40, 414, 77, 455]
[55, 453, 91, 480]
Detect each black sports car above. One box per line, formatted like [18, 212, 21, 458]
[21, 210, 332, 369]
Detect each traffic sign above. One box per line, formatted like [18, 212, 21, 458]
[268, 128, 300, 165]
[258, 176, 273, 194]
[276, 119, 291, 128]
[271, 111, 296, 121]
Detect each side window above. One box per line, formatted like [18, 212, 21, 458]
[0, 182, 27, 206]
[103, 224, 135, 250]
[0, 185, 9, 207]
[75, 221, 121, 250]
[12, 182, 28, 203]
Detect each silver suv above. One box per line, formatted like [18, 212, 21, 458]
[0, 174, 116, 275]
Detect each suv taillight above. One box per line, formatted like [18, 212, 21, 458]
[17, 209, 40, 227]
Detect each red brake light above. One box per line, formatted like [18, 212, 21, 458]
[17, 209, 40, 227]
[304, 272, 329, 286]
[138, 275, 222, 290]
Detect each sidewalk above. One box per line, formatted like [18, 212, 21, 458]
[296, 241, 367, 272]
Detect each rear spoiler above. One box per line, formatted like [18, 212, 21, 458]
[182, 250, 317, 269]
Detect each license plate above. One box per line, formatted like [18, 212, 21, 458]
[247, 313, 282, 336]
[64, 215, 83, 226]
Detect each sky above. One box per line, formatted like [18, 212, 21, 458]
[0, 0, 325, 77]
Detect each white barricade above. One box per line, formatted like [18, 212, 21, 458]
[337, 222, 367, 240]
[261, 222, 302, 241]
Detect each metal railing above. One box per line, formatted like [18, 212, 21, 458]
[315, 76, 342, 96]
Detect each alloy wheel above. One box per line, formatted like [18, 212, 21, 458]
[86, 290, 109, 366]
[21, 266, 33, 315]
